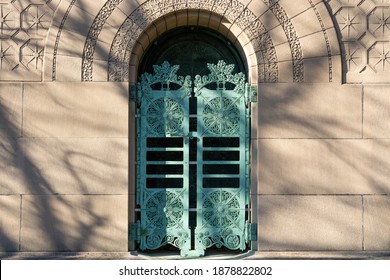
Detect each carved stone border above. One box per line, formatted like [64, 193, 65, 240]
[52, 0, 77, 81]
[264, 0, 304, 82]
[78, 0, 281, 82]
[309, 0, 333, 82]
[51, 0, 307, 83]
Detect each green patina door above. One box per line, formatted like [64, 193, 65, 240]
[134, 60, 255, 257]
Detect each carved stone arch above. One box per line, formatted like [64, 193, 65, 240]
[45, 0, 343, 83]
[108, 9, 264, 85]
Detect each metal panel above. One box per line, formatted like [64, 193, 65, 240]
[137, 62, 192, 253]
[136, 61, 253, 257]
[193, 61, 250, 254]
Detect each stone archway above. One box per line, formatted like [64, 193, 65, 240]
[42, 0, 344, 253]
[45, 0, 342, 84]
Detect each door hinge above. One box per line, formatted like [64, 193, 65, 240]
[129, 84, 137, 102]
[129, 221, 141, 242]
[246, 223, 258, 241]
[245, 84, 257, 104]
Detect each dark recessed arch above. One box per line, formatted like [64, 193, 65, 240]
[138, 26, 248, 79]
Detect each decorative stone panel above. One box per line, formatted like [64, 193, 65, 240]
[327, 0, 390, 82]
[42, 0, 342, 83]
[0, 0, 57, 81]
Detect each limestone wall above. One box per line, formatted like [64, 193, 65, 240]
[1, 0, 390, 255]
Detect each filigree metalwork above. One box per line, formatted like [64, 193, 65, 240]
[203, 97, 240, 135]
[141, 190, 190, 251]
[146, 97, 185, 135]
[196, 190, 245, 250]
[137, 62, 250, 256]
[194, 60, 246, 94]
[202, 190, 240, 227]
[138, 61, 192, 96]
[197, 229, 242, 250]
[145, 191, 184, 229]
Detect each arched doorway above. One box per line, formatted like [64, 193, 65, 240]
[132, 26, 256, 257]
[139, 26, 247, 79]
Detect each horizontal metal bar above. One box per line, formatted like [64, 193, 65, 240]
[202, 147, 240, 151]
[134, 208, 250, 212]
[146, 175, 184, 178]
[146, 161, 185, 164]
[146, 148, 184, 151]
[202, 175, 241, 178]
[200, 161, 242, 164]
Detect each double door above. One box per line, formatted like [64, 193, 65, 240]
[136, 61, 252, 257]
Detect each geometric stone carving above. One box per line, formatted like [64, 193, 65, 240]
[80, 0, 283, 83]
[327, 0, 390, 82]
[263, 0, 304, 82]
[77, 0, 306, 84]
[0, 0, 54, 80]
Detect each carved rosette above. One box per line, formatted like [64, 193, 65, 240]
[146, 97, 185, 135]
[203, 97, 240, 135]
[197, 190, 244, 250]
[142, 190, 189, 250]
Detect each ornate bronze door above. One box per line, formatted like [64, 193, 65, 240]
[134, 61, 255, 257]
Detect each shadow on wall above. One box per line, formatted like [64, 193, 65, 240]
[0, 83, 130, 255]
[0, 2, 129, 255]
[256, 80, 390, 251]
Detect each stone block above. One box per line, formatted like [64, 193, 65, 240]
[21, 195, 128, 251]
[259, 9, 280, 31]
[364, 196, 390, 250]
[0, 84, 22, 139]
[23, 82, 128, 137]
[0, 84, 25, 195]
[268, 26, 289, 47]
[54, 55, 83, 81]
[92, 59, 110, 82]
[313, 2, 336, 30]
[96, 25, 118, 46]
[209, 14, 223, 30]
[0, 195, 20, 251]
[364, 85, 390, 138]
[247, 0, 269, 17]
[0, 140, 25, 195]
[291, 9, 323, 38]
[274, 42, 293, 62]
[303, 56, 333, 82]
[276, 61, 294, 83]
[257, 139, 390, 195]
[331, 55, 343, 83]
[105, 6, 128, 29]
[116, 0, 141, 16]
[258, 195, 362, 251]
[165, 13, 178, 30]
[72, 0, 109, 19]
[300, 31, 330, 58]
[18, 138, 128, 195]
[52, 3, 96, 38]
[258, 83, 362, 138]
[45, 29, 86, 57]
